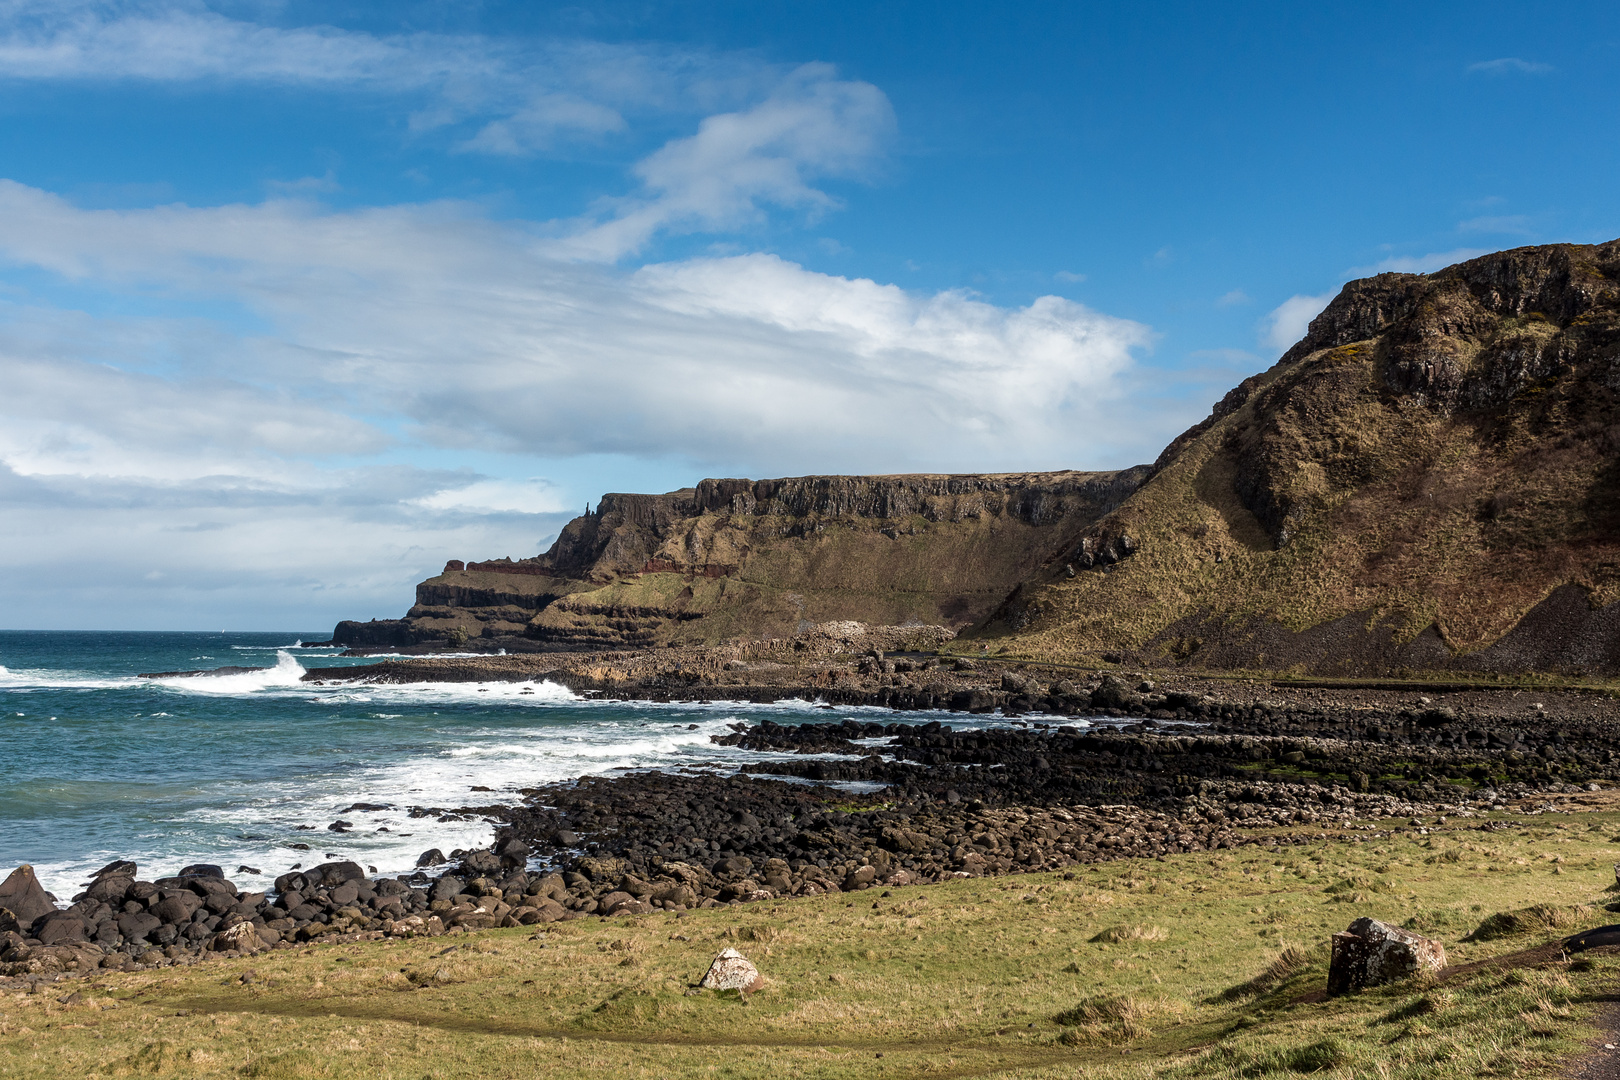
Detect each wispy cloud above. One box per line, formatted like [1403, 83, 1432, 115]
[1351, 247, 1491, 275]
[1457, 214, 1533, 236]
[1466, 57, 1554, 76]
[1215, 289, 1250, 307]
[1260, 292, 1334, 353]
[0, 179, 1151, 470]
[548, 64, 895, 260]
[0, 2, 782, 157]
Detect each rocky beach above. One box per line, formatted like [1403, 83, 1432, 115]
[7, 631, 1617, 991]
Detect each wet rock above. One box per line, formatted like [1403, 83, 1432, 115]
[1327, 917, 1446, 994]
[415, 849, 447, 868]
[78, 875, 133, 905]
[460, 850, 501, 876]
[151, 893, 202, 925]
[116, 911, 162, 942]
[698, 947, 765, 993]
[87, 860, 137, 882]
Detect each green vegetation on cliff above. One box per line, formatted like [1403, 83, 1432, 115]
[982, 239, 1620, 676]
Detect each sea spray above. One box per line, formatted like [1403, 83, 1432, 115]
[0, 630, 993, 898]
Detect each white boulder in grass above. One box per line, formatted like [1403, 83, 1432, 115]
[699, 947, 765, 993]
[1327, 917, 1446, 995]
[210, 921, 267, 953]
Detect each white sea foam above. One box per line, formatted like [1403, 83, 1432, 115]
[149, 650, 308, 695]
[0, 667, 140, 691]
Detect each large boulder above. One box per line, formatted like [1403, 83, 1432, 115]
[80, 875, 134, 905]
[34, 912, 89, 945]
[1089, 674, 1143, 711]
[211, 922, 267, 953]
[307, 861, 366, 887]
[1328, 917, 1446, 995]
[459, 850, 501, 877]
[0, 865, 57, 927]
[116, 911, 162, 942]
[429, 876, 466, 902]
[151, 892, 203, 924]
[698, 947, 765, 993]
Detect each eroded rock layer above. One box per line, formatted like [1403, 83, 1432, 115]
[332, 471, 1148, 651]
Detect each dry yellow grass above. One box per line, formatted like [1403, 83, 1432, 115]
[6, 807, 1620, 1077]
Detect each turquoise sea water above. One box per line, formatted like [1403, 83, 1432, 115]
[0, 631, 979, 898]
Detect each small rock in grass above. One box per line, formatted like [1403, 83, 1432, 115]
[1327, 917, 1445, 995]
[698, 947, 765, 993]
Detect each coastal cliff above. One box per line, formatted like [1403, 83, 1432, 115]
[981, 239, 1620, 674]
[334, 470, 1149, 650]
[335, 239, 1620, 676]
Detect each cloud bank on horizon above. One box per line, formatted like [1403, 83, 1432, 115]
[0, 1, 1611, 629]
[0, 3, 1156, 628]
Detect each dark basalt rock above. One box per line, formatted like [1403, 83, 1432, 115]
[0, 866, 57, 927]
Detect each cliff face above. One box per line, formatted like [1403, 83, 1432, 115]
[334, 470, 1150, 650]
[982, 239, 1620, 675]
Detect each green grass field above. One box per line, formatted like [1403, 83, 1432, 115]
[5, 808, 1618, 1078]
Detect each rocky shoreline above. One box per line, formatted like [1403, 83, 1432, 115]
[12, 643, 1620, 988]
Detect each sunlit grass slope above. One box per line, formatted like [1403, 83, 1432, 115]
[5, 811, 1619, 1078]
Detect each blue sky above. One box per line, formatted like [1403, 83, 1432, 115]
[0, 1, 1615, 630]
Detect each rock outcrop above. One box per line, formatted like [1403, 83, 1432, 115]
[332, 471, 1148, 651]
[982, 239, 1620, 674]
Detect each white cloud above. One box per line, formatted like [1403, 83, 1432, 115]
[549, 65, 894, 260]
[0, 2, 781, 157]
[0, 181, 1151, 472]
[1054, 270, 1086, 283]
[1457, 215, 1533, 236]
[1351, 247, 1490, 275]
[1215, 289, 1249, 307]
[0, 179, 1157, 630]
[458, 93, 628, 155]
[1466, 58, 1553, 76]
[1260, 292, 1334, 353]
[414, 478, 569, 515]
[0, 459, 575, 629]
[0, 2, 486, 86]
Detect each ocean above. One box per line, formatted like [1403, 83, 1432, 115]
[0, 631, 1013, 899]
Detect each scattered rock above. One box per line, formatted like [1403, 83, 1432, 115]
[1327, 917, 1446, 994]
